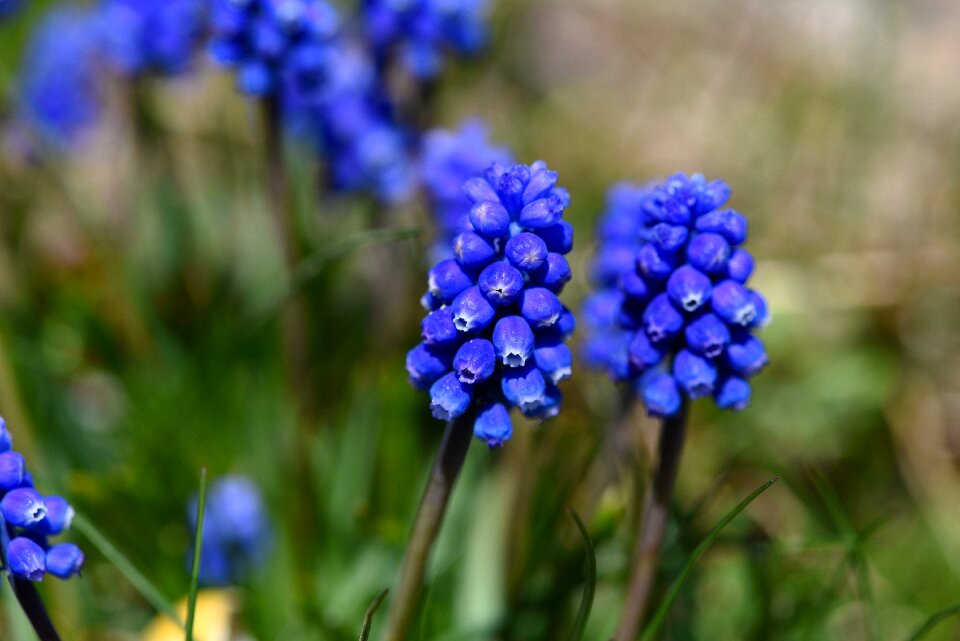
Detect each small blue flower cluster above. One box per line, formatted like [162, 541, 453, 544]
[309, 42, 417, 203]
[584, 175, 769, 417]
[365, 0, 490, 79]
[407, 161, 575, 447]
[96, 0, 205, 77]
[17, 9, 102, 150]
[0, 418, 84, 582]
[209, 0, 341, 98]
[189, 475, 272, 586]
[421, 119, 513, 253]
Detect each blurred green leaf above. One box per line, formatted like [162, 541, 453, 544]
[185, 468, 207, 641]
[640, 478, 779, 641]
[565, 507, 596, 641]
[73, 512, 183, 628]
[906, 603, 960, 641]
[359, 589, 389, 641]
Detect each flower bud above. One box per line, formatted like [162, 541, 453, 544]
[687, 232, 731, 274]
[453, 231, 497, 270]
[715, 377, 751, 410]
[530, 253, 572, 293]
[520, 287, 563, 328]
[501, 365, 547, 412]
[0, 450, 25, 491]
[638, 372, 682, 418]
[642, 294, 684, 343]
[428, 259, 473, 303]
[470, 200, 511, 238]
[684, 313, 731, 358]
[421, 307, 459, 345]
[406, 343, 451, 390]
[45, 543, 85, 580]
[505, 232, 548, 272]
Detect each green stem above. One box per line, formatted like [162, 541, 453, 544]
[262, 97, 312, 410]
[382, 414, 474, 641]
[614, 399, 689, 641]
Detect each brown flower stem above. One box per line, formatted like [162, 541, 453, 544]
[614, 399, 689, 641]
[382, 414, 474, 641]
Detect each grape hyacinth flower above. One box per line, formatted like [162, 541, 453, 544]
[585, 174, 768, 417]
[595, 175, 770, 641]
[15, 8, 102, 151]
[387, 160, 575, 641]
[364, 0, 491, 79]
[96, 0, 205, 77]
[421, 119, 513, 253]
[407, 160, 575, 447]
[188, 475, 272, 586]
[0, 417, 84, 584]
[208, 0, 341, 100]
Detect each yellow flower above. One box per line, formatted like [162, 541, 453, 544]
[141, 589, 236, 641]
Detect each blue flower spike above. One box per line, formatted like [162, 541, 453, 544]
[583, 174, 769, 416]
[410, 161, 575, 448]
[0, 418, 83, 583]
[189, 475, 273, 586]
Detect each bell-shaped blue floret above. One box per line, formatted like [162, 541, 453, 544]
[642, 294, 684, 343]
[715, 377, 751, 410]
[520, 287, 563, 328]
[45, 543, 85, 579]
[684, 313, 731, 359]
[406, 343, 451, 390]
[666, 265, 712, 313]
[450, 286, 496, 333]
[473, 403, 513, 448]
[501, 365, 547, 413]
[429, 372, 473, 420]
[673, 349, 717, 399]
[492, 316, 535, 367]
[478, 262, 524, 306]
[1, 487, 48, 528]
[7, 537, 46, 581]
[453, 339, 496, 384]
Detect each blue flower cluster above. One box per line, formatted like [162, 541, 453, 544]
[407, 161, 575, 447]
[209, 0, 341, 98]
[189, 475, 272, 586]
[584, 175, 769, 417]
[365, 0, 490, 79]
[96, 0, 205, 77]
[421, 119, 513, 252]
[17, 9, 102, 150]
[0, 418, 84, 582]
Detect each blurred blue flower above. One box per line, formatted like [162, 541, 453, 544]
[365, 0, 490, 79]
[583, 174, 769, 417]
[421, 120, 513, 252]
[407, 161, 575, 448]
[209, 0, 341, 100]
[289, 40, 417, 203]
[0, 418, 84, 582]
[189, 475, 272, 586]
[0, 0, 24, 21]
[16, 8, 102, 150]
[96, 0, 205, 77]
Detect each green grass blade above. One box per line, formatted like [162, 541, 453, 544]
[72, 512, 183, 627]
[185, 468, 208, 641]
[905, 603, 960, 641]
[566, 507, 597, 641]
[639, 477, 779, 641]
[359, 589, 390, 641]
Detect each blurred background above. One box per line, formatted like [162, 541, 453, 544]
[1, 0, 960, 639]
